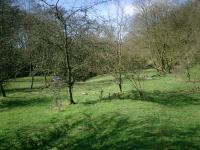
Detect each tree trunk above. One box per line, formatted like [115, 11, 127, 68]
[29, 61, 35, 89]
[31, 73, 34, 89]
[119, 73, 122, 93]
[44, 73, 47, 82]
[161, 44, 166, 73]
[66, 54, 76, 104]
[67, 66, 76, 104]
[44, 72, 48, 87]
[29, 62, 34, 89]
[0, 83, 6, 97]
[68, 84, 75, 104]
[14, 72, 17, 81]
[186, 67, 191, 81]
[168, 66, 172, 73]
[138, 90, 144, 99]
[161, 58, 165, 73]
[64, 24, 76, 105]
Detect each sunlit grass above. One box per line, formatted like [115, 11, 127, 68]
[0, 68, 199, 149]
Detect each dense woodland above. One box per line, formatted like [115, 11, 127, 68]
[0, 0, 200, 149]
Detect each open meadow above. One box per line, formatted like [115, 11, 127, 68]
[0, 68, 199, 150]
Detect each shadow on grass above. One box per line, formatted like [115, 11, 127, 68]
[80, 90, 200, 107]
[14, 112, 200, 149]
[0, 96, 51, 110]
[142, 90, 200, 106]
[1, 112, 200, 149]
[0, 85, 51, 110]
[64, 113, 200, 150]
[6, 86, 45, 93]
[123, 90, 200, 107]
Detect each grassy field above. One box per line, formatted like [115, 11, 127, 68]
[0, 68, 200, 150]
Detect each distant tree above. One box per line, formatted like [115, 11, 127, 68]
[113, 0, 126, 93]
[98, 0, 130, 93]
[129, 0, 200, 74]
[24, 13, 59, 89]
[0, 0, 24, 96]
[175, 0, 200, 81]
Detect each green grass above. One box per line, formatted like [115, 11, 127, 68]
[0, 68, 200, 150]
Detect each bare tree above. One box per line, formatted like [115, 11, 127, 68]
[102, 0, 129, 93]
[40, 0, 109, 104]
[135, 0, 178, 73]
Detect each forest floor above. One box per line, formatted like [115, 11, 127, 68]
[0, 67, 200, 150]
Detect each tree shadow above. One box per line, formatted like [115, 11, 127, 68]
[80, 90, 200, 107]
[1, 112, 200, 150]
[5, 86, 45, 93]
[47, 112, 200, 150]
[58, 113, 200, 150]
[0, 96, 51, 110]
[119, 90, 200, 107]
[0, 85, 51, 111]
[143, 90, 200, 106]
